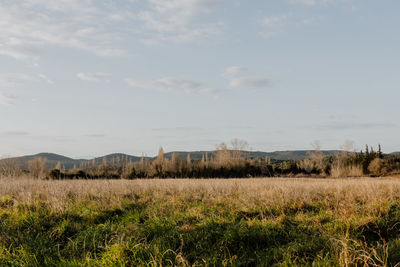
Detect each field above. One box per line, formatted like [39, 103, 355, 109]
[1, 178, 400, 266]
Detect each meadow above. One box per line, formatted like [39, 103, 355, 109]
[1, 177, 400, 266]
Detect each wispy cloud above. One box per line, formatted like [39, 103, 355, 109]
[77, 73, 111, 83]
[312, 122, 396, 131]
[289, 0, 351, 5]
[0, 131, 29, 136]
[0, 1, 129, 60]
[85, 134, 105, 138]
[0, 0, 229, 60]
[137, 0, 228, 43]
[259, 14, 321, 37]
[260, 15, 289, 28]
[228, 77, 272, 89]
[38, 74, 54, 84]
[125, 76, 215, 95]
[222, 66, 272, 90]
[221, 66, 244, 79]
[151, 127, 204, 132]
[0, 93, 15, 106]
[0, 38, 41, 60]
[0, 73, 52, 87]
[0, 73, 35, 87]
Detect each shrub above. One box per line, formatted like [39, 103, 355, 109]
[368, 158, 386, 177]
[28, 157, 47, 179]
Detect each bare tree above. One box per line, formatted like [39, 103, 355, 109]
[153, 147, 166, 177]
[169, 152, 182, 176]
[28, 157, 47, 179]
[0, 158, 21, 177]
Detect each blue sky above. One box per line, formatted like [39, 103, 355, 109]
[0, 0, 399, 158]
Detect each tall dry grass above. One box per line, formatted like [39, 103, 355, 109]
[1, 177, 399, 214]
[1, 177, 400, 265]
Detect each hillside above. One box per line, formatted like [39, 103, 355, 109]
[164, 150, 341, 161]
[0, 150, 342, 171]
[2, 153, 83, 170]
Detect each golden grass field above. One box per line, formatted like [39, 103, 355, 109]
[1, 177, 400, 266]
[2, 177, 400, 212]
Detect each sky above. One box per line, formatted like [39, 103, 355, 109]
[0, 0, 399, 158]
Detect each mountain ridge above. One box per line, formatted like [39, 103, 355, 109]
[0, 150, 344, 170]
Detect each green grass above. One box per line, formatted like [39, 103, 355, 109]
[1, 178, 400, 266]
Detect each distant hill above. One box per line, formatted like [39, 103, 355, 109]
[259, 150, 340, 161]
[0, 150, 343, 170]
[165, 150, 341, 161]
[3, 153, 85, 170]
[90, 153, 142, 166]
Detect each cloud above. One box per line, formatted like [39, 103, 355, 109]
[222, 66, 272, 90]
[137, 0, 228, 43]
[259, 15, 290, 37]
[0, 38, 41, 60]
[77, 73, 111, 83]
[0, 131, 29, 136]
[85, 134, 105, 138]
[260, 15, 289, 28]
[127, 67, 272, 98]
[228, 77, 272, 89]
[0, 1, 129, 60]
[221, 66, 244, 79]
[289, 0, 351, 5]
[0, 0, 229, 59]
[0, 73, 35, 87]
[126, 76, 218, 99]
[312, 122, 396, 131]
[38, 74, 54, 84]
[0, 73, 53, 87]
[151, 127, 204, 133]
[126, 76, 209, 94]
[259, 14, 321, 37]
[0, 93, 15, 106]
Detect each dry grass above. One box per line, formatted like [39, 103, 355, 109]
[2, 177, 400, 266]
[1, 177, 400, 214]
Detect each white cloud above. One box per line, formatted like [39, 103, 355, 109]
[228, 77, 271, 89]
[0, 1, 129, 60]
[260, 15, 289, 28]
[0, 73, 35, 87]
[38, 74, 54, 84]
[258, 14, 292, 37]
[289, 0, 351, 5]
[221, 66, 244, 79]
[77, 73, 111, 83]
[0, 38, 41, 60]
[137, 0, 228, 43]
[125, 76, 217, 98]
[129, 67, 272, 98]
[0, 93, 15, 106]
[312, 122, 396, 131]
[126, 77, 204, 93]
[222, 66, 272, 90]
[0, 0, 229, 59]
[0, 73, 53, 87]
[259, 14, 321, 37]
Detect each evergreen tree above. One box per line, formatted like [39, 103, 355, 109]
[378, 144, 383, 159]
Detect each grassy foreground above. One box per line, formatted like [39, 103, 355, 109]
[1, 178, 400, 266]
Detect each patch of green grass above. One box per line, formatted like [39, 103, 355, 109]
[1, 181, 400, 266]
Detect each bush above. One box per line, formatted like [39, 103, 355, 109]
[368, 158, 386, 177]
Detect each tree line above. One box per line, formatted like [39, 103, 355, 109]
[1, 141, 400, 179]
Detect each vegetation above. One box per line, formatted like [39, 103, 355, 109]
[1, 141, 399, 180]
[42, 143, 400, 180]
[0, 178, 400, 266]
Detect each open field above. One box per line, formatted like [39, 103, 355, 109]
[1, 178, 400, 266]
